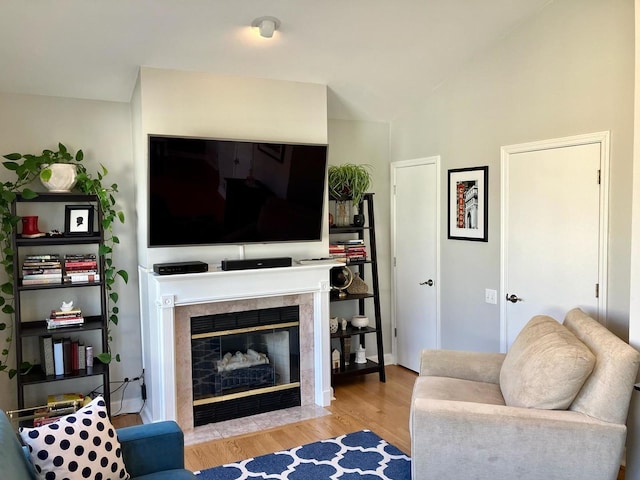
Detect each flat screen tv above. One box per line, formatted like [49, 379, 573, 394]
[148, 135, 328, 247]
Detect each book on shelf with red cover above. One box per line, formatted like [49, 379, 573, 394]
[71, 339, 79, 372]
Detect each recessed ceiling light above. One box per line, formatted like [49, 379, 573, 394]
[251, 16, 281, 38]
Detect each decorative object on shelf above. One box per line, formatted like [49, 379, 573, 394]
[346, 272, 369, 294]
[60, 301, 74, 312]
[334, 200, 351, 227]
[331, 349, 340, 370]
[0, 143, 129, 378]
[447, 166, 489, 242]
[342, 337, 352, 365]
[351, 315, 369, 329]
[330, 266, 353, 299]
[20, 216, 45, 238]
[328, 163, 372, 227]
[64, 205, 94, 236]
[40, 163, 78, 192]
[355, 344, 367, 364]
[341, 318, 347, 331]
[329, 317, 339, 334]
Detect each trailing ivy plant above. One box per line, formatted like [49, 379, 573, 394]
[0, 143, 128, 378]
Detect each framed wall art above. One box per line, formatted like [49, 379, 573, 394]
[447, 166, 488, 242]
[65, 205, 94, 236]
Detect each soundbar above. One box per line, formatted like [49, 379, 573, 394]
[221, 257, 292, 271]
[153, 261, 209, 275]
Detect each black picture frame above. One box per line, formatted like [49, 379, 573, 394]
[64, 205, 94, 236]
[447, 166, 488, 242]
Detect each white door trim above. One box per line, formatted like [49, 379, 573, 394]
[500, 131, 610, 352]
[390, 156, 442, 364]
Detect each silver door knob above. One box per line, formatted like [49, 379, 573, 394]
[506, 294, 522, 303]
[420, 279, 434, 286]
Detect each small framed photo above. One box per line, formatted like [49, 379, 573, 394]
[448, 166, 489, 242]
[64, 205, 94, 236]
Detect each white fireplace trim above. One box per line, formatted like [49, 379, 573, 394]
[139, 263, 335, 425]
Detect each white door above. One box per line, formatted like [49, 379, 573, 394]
[392, 157, 439, 372]
[501, 133, 609, 351]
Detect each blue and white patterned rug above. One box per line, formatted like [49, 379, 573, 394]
[194, 429, 411, 480]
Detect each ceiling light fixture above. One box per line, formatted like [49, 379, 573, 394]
[252, 16, 280, 38]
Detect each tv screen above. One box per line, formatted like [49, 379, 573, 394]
[148, 135, 328, 247]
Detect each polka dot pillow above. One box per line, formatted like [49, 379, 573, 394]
[19, 396, 130, 480]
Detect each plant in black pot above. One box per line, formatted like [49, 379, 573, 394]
[327, 164, 372, 227]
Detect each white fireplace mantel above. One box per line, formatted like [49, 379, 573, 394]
[138, 263, 335, 425]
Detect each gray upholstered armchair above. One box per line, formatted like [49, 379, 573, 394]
[410, 308, 640, 480]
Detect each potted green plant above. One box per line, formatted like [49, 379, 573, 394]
[0, 143, 128, 378]
[327, 164, 372, 226]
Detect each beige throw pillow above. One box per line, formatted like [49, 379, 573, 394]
[500, 315, 596, 409]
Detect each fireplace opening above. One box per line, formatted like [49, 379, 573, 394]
[190, 305, 301, 426]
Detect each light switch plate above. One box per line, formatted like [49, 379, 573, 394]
[485, 289, 497, 304]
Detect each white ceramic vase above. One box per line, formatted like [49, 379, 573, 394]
[351, 315, 369, 329]
[40, 164, 78, 192]
[329, 317, 339, 334]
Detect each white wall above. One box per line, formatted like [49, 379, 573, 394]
[133, 67, 330, 269]
[0, 93, 138, 411]
[390, 0, 634, 351]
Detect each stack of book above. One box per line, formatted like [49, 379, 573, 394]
[33, 393, 85, 426]
[21, 254, 63, 285]
[329, 240, 368, 263]
[64, 254, 99, 283]
[47, 306, 84, 329]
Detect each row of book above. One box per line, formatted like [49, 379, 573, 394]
[329, 239, 368, 263]
[21, 253, 100, 285]
[39, 335, 93, 376]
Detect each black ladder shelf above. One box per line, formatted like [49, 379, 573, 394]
[329, 193, 386, 383]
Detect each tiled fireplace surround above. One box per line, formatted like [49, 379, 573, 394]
[140, 264, 335, 443]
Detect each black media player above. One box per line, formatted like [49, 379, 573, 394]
[153, 261, 209, 275]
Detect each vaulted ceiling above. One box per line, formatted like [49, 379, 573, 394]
[0, 0, 552, 122]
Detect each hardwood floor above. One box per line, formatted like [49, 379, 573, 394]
[111, 365, 625, 479]
[182, 365, 415, 471]
[111, 365, 415, 471]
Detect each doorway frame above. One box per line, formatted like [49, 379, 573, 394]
[390, 156, 442, 364]
[500, 131, 610, 352]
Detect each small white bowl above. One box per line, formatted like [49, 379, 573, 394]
[351, 315, 369, 329]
